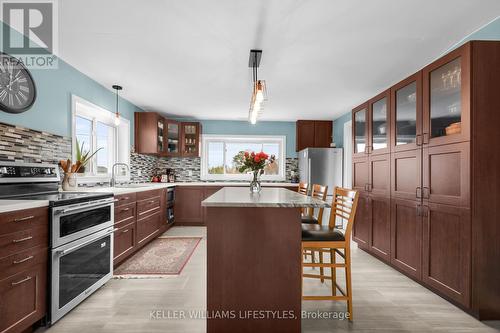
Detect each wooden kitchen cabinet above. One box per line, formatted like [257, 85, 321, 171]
[0, 263, 47, 333]
[181, 122, 202, 157]
[352, 103, 369, 158]
[113, 221, 136, 265]
[203, 186, 222, 222]
[352, 193, 370, 250]
[135, 112, 201, 157]
[174, 186, 205, 225]
[0, 207, 49, 333]
[350, 41, 500, 319]
[390, 198, 422, 279]
[134, 112, 166, 155]
[369, 90, 391, 156]
[295, 120, 332, 152]
[368, 195, 391, 262]
[422, 44, 470, 147]
[422, 203, 471, 307]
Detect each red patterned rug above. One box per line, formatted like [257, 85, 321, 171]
[114, 237, 202, 278]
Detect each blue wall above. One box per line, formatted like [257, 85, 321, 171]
[332, 112, 351, 148]
[333, 16, 500, 149]
[0, 21, 143, 140]
[176, 119, 297, 157]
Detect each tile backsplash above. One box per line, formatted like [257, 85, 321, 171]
[0, 122, 298, 183]
[0, 122, 71, 163]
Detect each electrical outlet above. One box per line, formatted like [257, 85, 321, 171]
[138, 170, 142, 176]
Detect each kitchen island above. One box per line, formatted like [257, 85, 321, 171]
[202, 187, 330, 333]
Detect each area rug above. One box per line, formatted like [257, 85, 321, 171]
[114, 237, 202, 278]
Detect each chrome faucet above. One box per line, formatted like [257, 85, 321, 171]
[110, 163, 129, 187]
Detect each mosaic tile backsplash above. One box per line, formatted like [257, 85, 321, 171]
[0, 122, 71, 163]
[0, 122, 298, 183]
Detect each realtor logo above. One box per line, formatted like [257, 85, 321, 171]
[1, 0, 58, 68]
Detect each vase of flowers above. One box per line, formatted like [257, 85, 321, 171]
[233, 151, 275, 193]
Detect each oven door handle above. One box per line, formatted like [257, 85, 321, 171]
[55, 199, 115, 215]
[57, 229, 114, 255]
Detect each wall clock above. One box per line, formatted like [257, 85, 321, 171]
[0, 52, 37, 114]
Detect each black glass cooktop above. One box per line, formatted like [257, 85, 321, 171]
[19, 192, 114, 207]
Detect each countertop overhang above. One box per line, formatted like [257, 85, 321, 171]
[201, 187, 330, 208]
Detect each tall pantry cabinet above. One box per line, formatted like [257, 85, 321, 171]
[351, 41, 500, 320]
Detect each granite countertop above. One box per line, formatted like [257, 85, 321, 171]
[201, 187, 330, 208]
[0, 199, 49, 213]
[0, 182, 299, 212]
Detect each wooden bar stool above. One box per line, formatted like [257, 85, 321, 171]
[301, 187, 359, 320]
[301, 184, 328, 223]
[297, 182, 309, 216]
[301, 184, 328, 278]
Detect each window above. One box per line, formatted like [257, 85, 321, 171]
[201, 135, 286, 181]
[72, 95, 130, 182]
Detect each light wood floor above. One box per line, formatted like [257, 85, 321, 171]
[40, 226, 500, 333]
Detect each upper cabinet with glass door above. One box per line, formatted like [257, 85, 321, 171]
[390, 72, 422, 152]
[369, 90, 390, 155]
[165, 120, 180, 157]
[423, 44, 470, 146]
[352, 103, 369, 158]
[157, 117, 166, 155]
[181, 122, 201, 157]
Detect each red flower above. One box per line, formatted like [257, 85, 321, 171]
[254, 156, 260, 163]
[244, 151, 249, 157]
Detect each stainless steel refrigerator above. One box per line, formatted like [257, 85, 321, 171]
[298, 148, 343, 197]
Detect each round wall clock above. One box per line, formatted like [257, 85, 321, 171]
[0, 52, 37, 114]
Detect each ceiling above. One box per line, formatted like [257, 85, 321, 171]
[58, 0, 500, 121]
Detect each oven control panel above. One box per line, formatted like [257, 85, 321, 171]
[0, 163, 59, 179]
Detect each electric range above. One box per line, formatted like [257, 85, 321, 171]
[0, 161, 115, 324]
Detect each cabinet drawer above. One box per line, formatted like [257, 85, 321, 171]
[0, 245, 47, 281]
[114, 202, 136, 227]
[114, 222, 136, 264]
[0, 207, 48, 236]
[137, 212, 161, 246]
[137, 197, 161, 217]
[136, 189, 160, 201]
[0, 263, 47, 333]
[0, 226, 48, 259]
[114, 193, 136, 207]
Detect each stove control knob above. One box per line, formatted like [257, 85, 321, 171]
[0, 167, 7, 175]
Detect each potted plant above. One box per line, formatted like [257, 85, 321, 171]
[75, 138, 102, 174]
[233, 151, 275, 193]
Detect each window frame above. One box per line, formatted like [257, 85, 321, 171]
[71, 95, 130, 183]
[200, 134, 286, 181]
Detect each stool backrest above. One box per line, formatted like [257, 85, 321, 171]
[297, 182, 309, 195]
[328, 187, 359, 240]
[309, 184, 328, 221]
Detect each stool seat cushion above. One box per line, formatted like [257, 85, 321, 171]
[301, 224, 345, 242]
[301, 215, 319, 224]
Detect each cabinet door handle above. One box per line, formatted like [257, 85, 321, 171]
[416, 135, 422, 146]
[422, 133, 429, 144]
[416, 187, 422, 199]
[13, 255, 34, 264]
[11, 276, 32, 286]
[149, 200, 156, 204]
[13, 215, 35, 222]
[120, 208, 130, 212]
[122, 229, 130, 234]
[12, 236, 33, 243]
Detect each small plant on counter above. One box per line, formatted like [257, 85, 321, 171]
[75, 138, 102, 173]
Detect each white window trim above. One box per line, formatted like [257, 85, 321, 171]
[71, 94, 130, 184]
[201, 134, 286, 181]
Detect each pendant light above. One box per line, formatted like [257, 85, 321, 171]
[112, 84, 123, 126]
[248, 50, 267, 124]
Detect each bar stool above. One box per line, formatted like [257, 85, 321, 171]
[297, 182, 309, 216]
[301, 187, 359, 320]
[301, 184, 328, 224]
[301, 184, 328, 279]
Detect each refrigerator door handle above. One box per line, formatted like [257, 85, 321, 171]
[307, 158, 312, 186]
